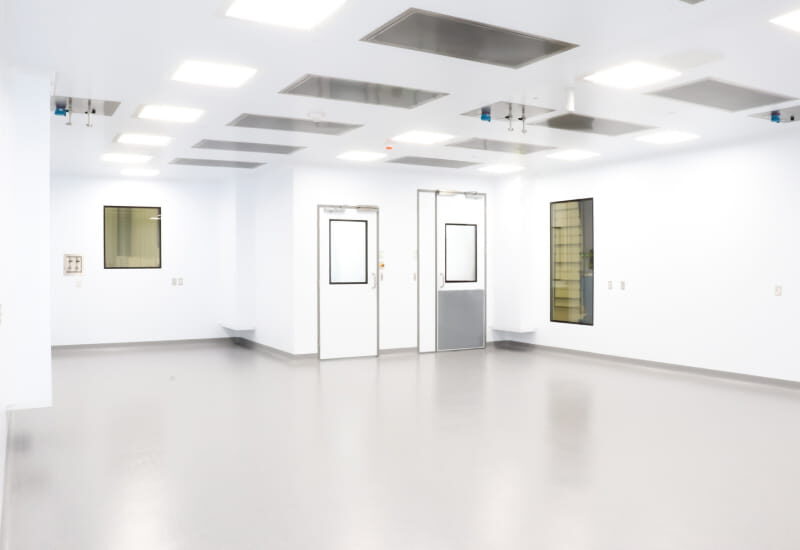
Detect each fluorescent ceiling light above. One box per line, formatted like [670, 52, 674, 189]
[101, 153, 153, 164]
[225, 0, 348, 30]
[547, 149, 600, 161]
[392, 130, 454, 145]
[137, 105, 205, 123]
[585, 61, 681, 89]
[121, 168, 160, 177]
[636, 130, 699, 145]
[337, 151, 387, 162]
[172, 60, 257, 88]
[771, 9, 800, 32]
[116, 133, 172, 147]
[478, 164, 525, 174]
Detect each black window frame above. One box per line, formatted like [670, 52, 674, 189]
[328, 218, 368, 285]
[103, 205, 163, 270]
[550, 198, 594, 326]
[444, 223, 478, 284]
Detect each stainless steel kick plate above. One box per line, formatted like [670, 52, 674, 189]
[650, 78, 795, 111]
[193, 139, 304, 154]
[170, 158, 265, 169]
[534, 113, 652, 136]
[228, 114, 362, 135]
[281, 74, 448, 109]
[362, 8, 578, 69]
[449, 138, 554, 155]
[388, 156, 478, 169]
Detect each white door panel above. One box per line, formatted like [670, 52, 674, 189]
[319, 206, 378, 360]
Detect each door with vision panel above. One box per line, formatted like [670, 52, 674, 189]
[435, 193, 486, 351]
[318, 206, 379, 359]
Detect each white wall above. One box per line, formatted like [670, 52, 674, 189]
[50, 176, 235, 345]
[0, 66, 52, 526]
[496, 132, 800, 382]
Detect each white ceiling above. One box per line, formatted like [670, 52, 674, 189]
[8, 0, 800, 180]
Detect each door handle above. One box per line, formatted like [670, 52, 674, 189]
[439, 273, 445, 288]
[371, 273, 377, 289]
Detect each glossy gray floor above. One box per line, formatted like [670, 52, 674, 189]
[4, 341, 800, 549]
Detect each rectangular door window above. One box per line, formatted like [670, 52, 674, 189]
[551, 199, 593, 325]
[329, 219, 367, 284]
[445, 223, 477, 283]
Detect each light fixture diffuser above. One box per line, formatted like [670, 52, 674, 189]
[116, 133, 172, 147]
[225, 0, 348, 30]
[547, 149, 600, 161]
[337, 151, 387, 162]
[636, 130, 699, 145]
[771, 9, 800, 32]
[137, 105, 205, 123]
[172, 60, 257, 88]
[392, 130, 454, 145]
[585, 61, 681, 89]
[101, 153, 153, 164]
[478, 164, 525, 174]
[121, 168, 160, 177]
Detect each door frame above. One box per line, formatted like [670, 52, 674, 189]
[416, 190, 487, 352]
[317, 204, 380, 358]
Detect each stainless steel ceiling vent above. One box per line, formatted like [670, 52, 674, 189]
[362, 8, 578, 69]
[650, 78, 795, 111]
[228, 114, 362, 135]
[534, 113, 651, 136]
[388, 156, 478, 169]
[193, 139, 304, 154]
[281, 74, 448, 109]
[170, 158, 265, 169]
[449, 138, 554, 155]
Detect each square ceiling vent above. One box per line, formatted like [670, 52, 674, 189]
[650, 78, 795, 111]
[228, 114, 362, 135]
[193, 139, 304, 154]
[362, 8, 578, 69]
[534, 113, 652, 136]
[388, 156, 478, 169]
[170, 158, 265, 169]
[280, 74, 448, 109]
[449, 138, 554, 155]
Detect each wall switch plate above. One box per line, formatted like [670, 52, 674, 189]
[620, 281, 626, 291]
[171, 278, 177, 286]
[64, 254, 83, 275]
[608, 281, 613, 290]
[775, 285, 783, 297]
[178, 278, 184, 286]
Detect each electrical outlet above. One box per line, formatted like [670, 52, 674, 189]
[171, 278, 177, 286]
[620, 281, 626, 291]
[775, 285, 783, 297]
[178, 278, 184, 286]
[608, 280, 613, 290]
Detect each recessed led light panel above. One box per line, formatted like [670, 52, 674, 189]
[228, 114, 362, 135]
[225, 0, 348, 30]
[547, 149, 600, 161]
[116, 133, 172, 147]
[636, 130, 699, 145]
[392, 130, 454, 145]
[449, 138, 554, 155]
[479, 164, 525, 174]
[138, 105, 205, 123]
[193, 139, 304, 154]
[170, 158, 264, 169]
[172, 60, 257, 88]
[102, 153, 153, 164]
[585, 61, 681, 89]
[121, 168, 160, 177]
[337, 151, 387, 162]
